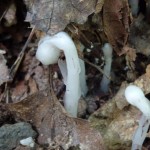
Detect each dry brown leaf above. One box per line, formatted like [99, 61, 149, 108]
[103, 0, 130, 55]
[33, 65, 49, 91]
[90, 97, 143, 149]
[0, 54, 9, 86]
[100, 106, 140, 149]
[146, 64, 150, 78]
[28, 77, 38, 94]
[89, 65, 150, 149]
[24, 0, 97, 35]
[126, 49, 136, 60]
[0, 103, 13, 126]
[7, 89, 105, 150]
[15, 145, 42, 150]
[95, 0, 105, 13]
[125, 46, 136, 69]
[15, 145, 31, 150]
[11, 81, 28, 103]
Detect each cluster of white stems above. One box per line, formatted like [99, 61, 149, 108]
[36, 31, 113, 117]
[36, 32, 87, 117]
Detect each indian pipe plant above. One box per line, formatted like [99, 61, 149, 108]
[36, 31, 83, 117]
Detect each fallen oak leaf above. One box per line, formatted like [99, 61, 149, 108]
[7, 89, 105, 150]
[103, 0, 130, 55]
[11, 80, 28, 103]
[24, 0, 97, 35]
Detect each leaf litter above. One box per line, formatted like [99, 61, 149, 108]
[0, 0, 150, 149]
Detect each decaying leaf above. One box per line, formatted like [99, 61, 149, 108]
[95, 0, 105, 14]
[125, 46, 136, 71]
[24, 0, 97, 35]
[146, 64, 150, 78]
[7, 89, 105, 150]
[102, 106, 140, 150]
[103, 0, 130, 55]
[0, 54, 9, 86]
[11, 81, 28, 103]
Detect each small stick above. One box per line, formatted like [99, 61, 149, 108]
[9, 25, 36, 79]
[0, 8, 8, 22]
[1, 26, 36, 103]
[79, 56, 111, 80]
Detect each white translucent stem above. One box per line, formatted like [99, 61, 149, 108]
[100, 57, 112, 93]
[135, 96, 150, 118]
[63, 53, 81, 117]
[125, 85, 150, 149]
[58, 58, 88, 97]
[100, 43, 112, 93]
[50, 32, 81, 117]
[79, 59, 88, 96]
[131, 114, 150, 150]
[58, 59, 67, 85]
[128, 0, 139, 16]
[79, 43, 88, 97]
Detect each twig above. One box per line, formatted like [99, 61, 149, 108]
[67, 24, 93, 48]
[79, 56, 111, 80]
[9, 25, 36, 79]
[1, 26, 36, 103]
[0, 8, 8, 22]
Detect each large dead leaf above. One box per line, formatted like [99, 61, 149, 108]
[24, 0, 97, 35]
[7, 89, 105, 150]
[103, 0, 130, 55]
